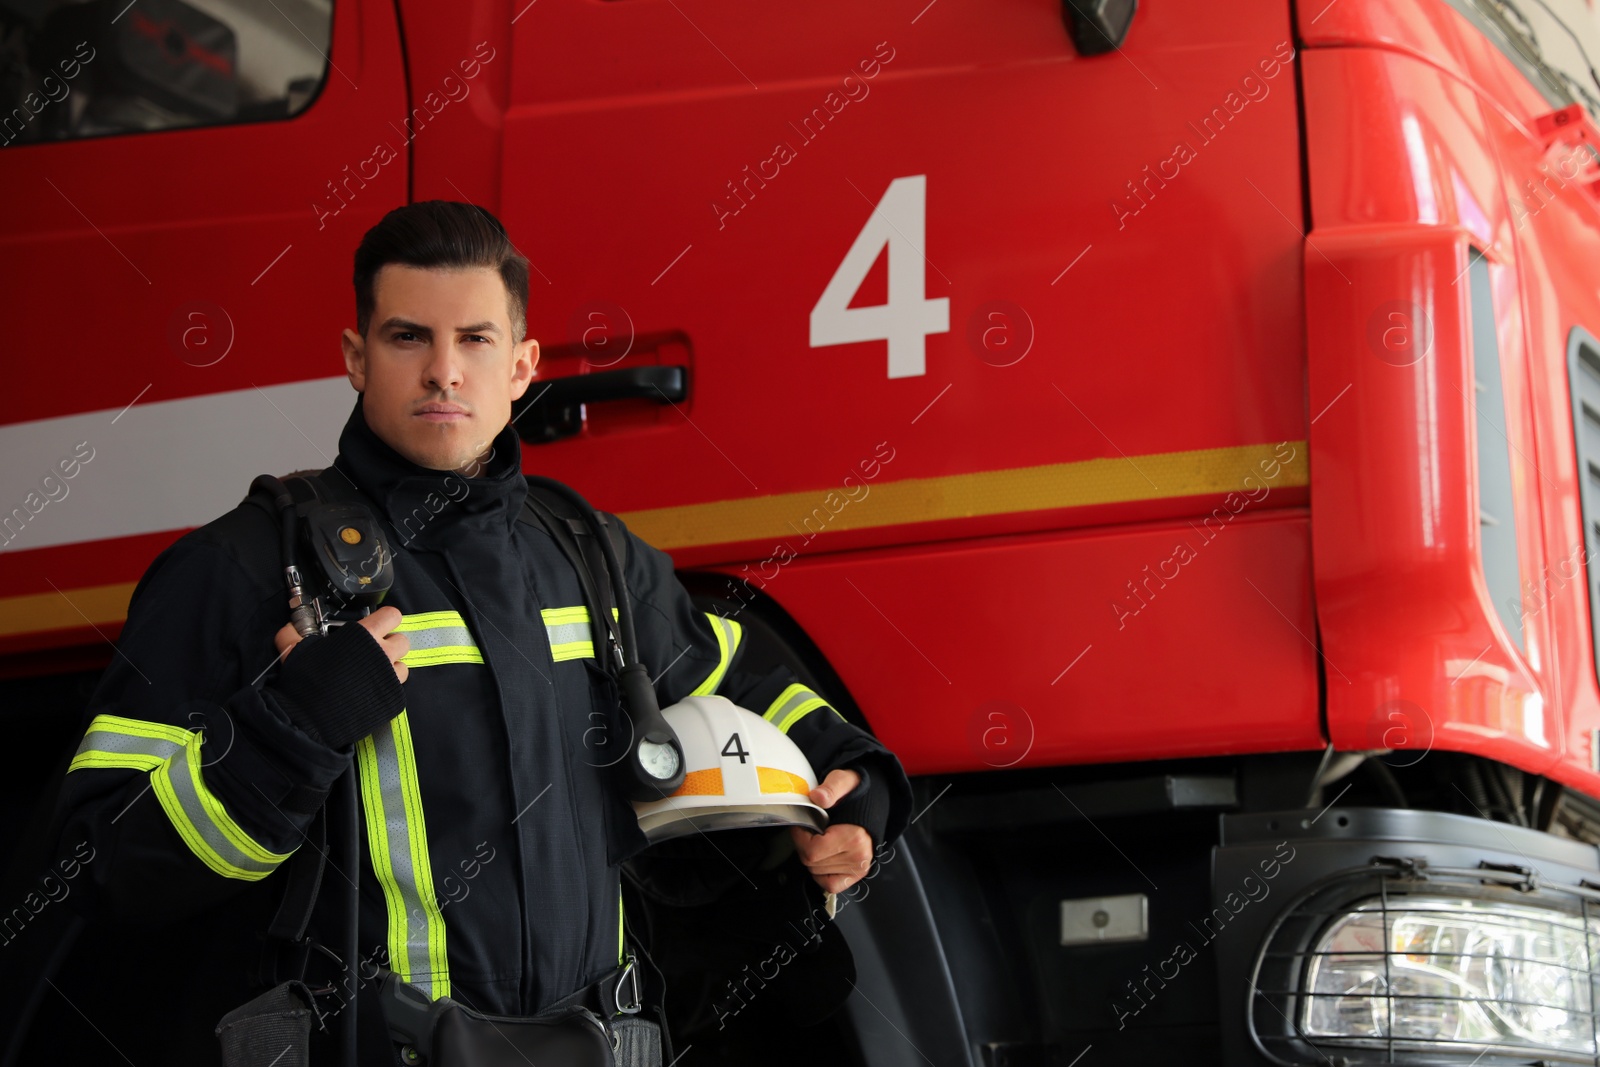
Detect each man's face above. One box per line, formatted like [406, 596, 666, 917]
[341, 265, 538, 473]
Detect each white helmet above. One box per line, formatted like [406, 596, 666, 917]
[633, 695, 828, 844]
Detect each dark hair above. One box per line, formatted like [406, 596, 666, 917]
[352, 200, 530, 341]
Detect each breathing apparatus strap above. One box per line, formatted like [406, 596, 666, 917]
[518, 488, 629, 671]
[241, 468, 369, 1054]
[267, 801, 327, 943]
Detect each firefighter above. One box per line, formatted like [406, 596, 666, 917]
[44, 200, 911, 1064]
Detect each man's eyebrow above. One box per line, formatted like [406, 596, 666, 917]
[378, 318, 502, 335]
[379, 318, 430, 334]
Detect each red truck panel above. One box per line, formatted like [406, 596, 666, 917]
[1302, 5, 1600, 794]
[764, 511, 1321, 775]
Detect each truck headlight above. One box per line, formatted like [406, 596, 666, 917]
[1302, 895, 1598, 1056]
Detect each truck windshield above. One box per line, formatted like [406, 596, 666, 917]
[0, 0, 334, 148]
[1451, 0, 1600, 122]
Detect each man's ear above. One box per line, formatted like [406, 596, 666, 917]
[342, 328, 367, 391]
[509, 337, 539, 401]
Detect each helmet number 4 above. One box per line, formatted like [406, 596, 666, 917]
[721, 732, 750, 764]
[809, 174, 950, 380]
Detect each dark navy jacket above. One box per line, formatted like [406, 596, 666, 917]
[49, 399, 908, 1063]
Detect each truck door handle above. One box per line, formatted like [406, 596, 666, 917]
[515, 365, 688, 444]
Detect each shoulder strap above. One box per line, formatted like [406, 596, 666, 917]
[267, 801, 327, 943]
[241, 468, 351, 524]
[519, 481, 629, 573]
[242, 468, 355, 950]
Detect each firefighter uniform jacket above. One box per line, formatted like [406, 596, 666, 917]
[50, 399, 909, 1062]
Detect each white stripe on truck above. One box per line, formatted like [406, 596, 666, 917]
[0, 377, 353, 553]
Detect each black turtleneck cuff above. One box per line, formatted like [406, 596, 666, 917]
[265, 622, 406, 750]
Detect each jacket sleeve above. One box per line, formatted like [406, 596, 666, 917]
[48, 532, 366, 926]
[609, 513, 912, 847]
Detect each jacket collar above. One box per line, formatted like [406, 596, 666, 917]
[329, 398, 526, 548]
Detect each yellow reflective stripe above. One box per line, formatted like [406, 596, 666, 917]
[394, 611, 468, 630]
[70, 714, 290, 880]
[402, 646, 484, 667]
[357, 710, 451, 1000]
[542, 605, 619, 662]
[356, 731, 409, 982]
[672, 768, 726, 797]
[70, 750, 170, 772]
[151, 733, 291, 881]
[542, 606, 592, 626]
[762, 683, 841, 735]
[618, 887, 626, 966]
[395, 610, 483, 669]
[690, 613, 743, 696]
[69, 714, 193, 773]
[395, 714, 449, 1000]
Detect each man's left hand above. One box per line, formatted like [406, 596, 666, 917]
[791, 768, 874, 893]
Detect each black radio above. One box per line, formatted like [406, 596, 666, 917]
[250, 474, 395, 639]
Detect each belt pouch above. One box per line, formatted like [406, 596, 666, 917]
[215, 980, 316, 1067]
[378, 968, 616, 1067]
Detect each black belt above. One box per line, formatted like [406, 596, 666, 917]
[545, 956, 644, 1020]
[378, 957, 643, 1067]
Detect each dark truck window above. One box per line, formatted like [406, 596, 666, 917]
[1469, 253, 1524, 652]
[1569, 327, 1600, 677]
[0, 0, 332, 148]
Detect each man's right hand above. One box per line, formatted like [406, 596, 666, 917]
[274, 605, 410, 685]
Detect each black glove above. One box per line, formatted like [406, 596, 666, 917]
[826, 761, 891, 849]
[265, 622, 406, 749]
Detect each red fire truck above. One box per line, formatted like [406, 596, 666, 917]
[3, 0, 1600, 1062]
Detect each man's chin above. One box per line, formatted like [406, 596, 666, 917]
[396, 436, 481, 474]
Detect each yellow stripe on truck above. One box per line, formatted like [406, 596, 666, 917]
[0, 442, 1306, 638]
[620, 440, 1308, 550]
[0, 580, 137, 638]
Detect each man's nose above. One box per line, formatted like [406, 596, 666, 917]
[423, 344, 465, 391]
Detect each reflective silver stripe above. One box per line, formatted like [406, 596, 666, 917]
[543, 605, 618, 663]
[397, 611, 484, 668]
[403, 625, 475, 652]
[357, 711, 450, 1000]
[151, 734, 291, 881]
[69, 715, 189, 772]
[545, 620, 591, 647]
